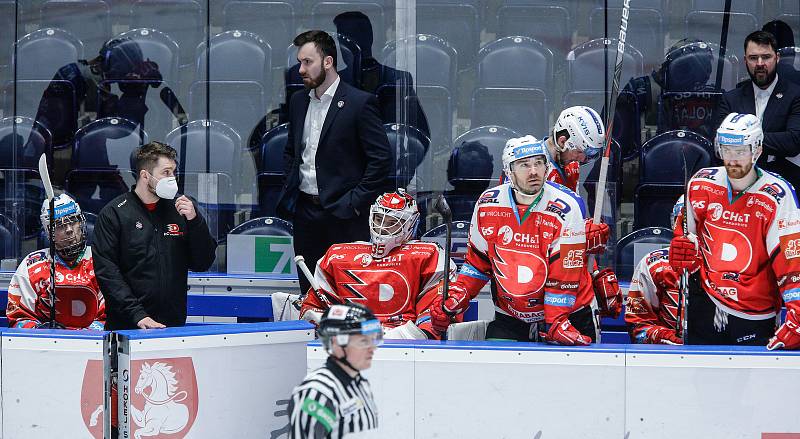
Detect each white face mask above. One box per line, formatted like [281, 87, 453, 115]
[150, 174, 178, 199]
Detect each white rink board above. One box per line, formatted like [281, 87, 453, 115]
[625, 347, 800, 439]
[118, 322, 313, 439]
[1, 330, 108, 439]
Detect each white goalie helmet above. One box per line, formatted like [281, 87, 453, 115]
[502, 135, 548, 189]
[40, 193, 87, 260]
[715, 112, 763, 163]
[369, 189, 419, 259]
[552, 106, 605, 159]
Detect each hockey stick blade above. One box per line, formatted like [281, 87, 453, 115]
[434, 194, 452, 222]
[38, 153, 55, 200]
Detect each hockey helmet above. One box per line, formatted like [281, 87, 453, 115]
[670, 195, 685, 230]
[552, 106, 605, 161]
[369, 189, 419, 259]
[658, 39, 714, 92]
[502, 135, 549, 190]
[318, 303, 383, 351]
[715, 113, 763, 163]
[40, 194, 87, 260]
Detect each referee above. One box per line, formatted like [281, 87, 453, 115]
[288, 303, 382, 438]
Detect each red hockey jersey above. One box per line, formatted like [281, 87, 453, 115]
[625, 248, 683, 342]
[300, 240, 454, 338]
[680, 166, 800, 319]
[453, 182, 589, 324]
[7, 247, 106, 329]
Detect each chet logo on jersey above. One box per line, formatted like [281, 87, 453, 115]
[497, 225, 538, 246]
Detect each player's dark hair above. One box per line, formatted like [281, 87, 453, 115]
[745, 30, 778, 54]
[294, 30, 338, 69]
[134, 141, 177, 179]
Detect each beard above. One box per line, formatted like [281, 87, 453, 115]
[302, 68, 326, 89]
[725, 161, 752, 179]
[748, 65, 777, 88]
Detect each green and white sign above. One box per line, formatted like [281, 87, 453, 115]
[227, 234, 297, 276]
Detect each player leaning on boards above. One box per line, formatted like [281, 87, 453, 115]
[626, 197, 690, 345]
[289, 303, 381, 438]
[6, 194, 105, 329]
[300, 189, 456, 340]
[430, 137, 595, 345]
[669, 113, 800, 349]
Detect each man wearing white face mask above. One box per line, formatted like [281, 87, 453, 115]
[92, 141, 218, 330]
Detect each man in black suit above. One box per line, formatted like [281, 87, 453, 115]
[276, 30, 392, 293]
[717, 30, 800, 189]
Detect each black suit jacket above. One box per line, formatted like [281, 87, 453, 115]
[276, 79, 392, 220]
[717, 76, 800, 161]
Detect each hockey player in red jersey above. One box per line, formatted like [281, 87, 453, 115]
[6, 194, 105, 329]
[669, 112, 800, 348]
[299, 189, 455, 339]
[430, 136, 595, 344]
[626, 197, 689, 345]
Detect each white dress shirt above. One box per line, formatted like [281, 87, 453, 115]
[753, 74, 778, 122]
[299, 76, 341, 196]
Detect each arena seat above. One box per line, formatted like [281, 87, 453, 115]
[452, 125, 519, 184]
[691, 0, 762, 20]
[444, 138, 495, 222]
[130, 0, 203, 67]
[229, 216, 293, 237]
[311, 1, 386, 51]
[257, 123, 288, 218]
[420, 220, 470, 267]
[0, 212, 19, 260]
[777, 47, 800, 87]
[615, 227, 673, 281]
[119, 28, 180, 88]
[14, 28, 84, 80]
[416, 1, 479, 69]
[566, 38, 643, 93]
[0, 169, 45, 239]
[779, 0, 800, 14]
[165, 119, 240, 180]
[589, 6, 663, 71]
[496, 4, 571, 56]
[384, 123, 429, 190]
[40, 0, 111, 54]
[223, 1, 294, 68]
[657, 91, 722, 140]
[38, 211, 98, 248]
[0, 116, 52, 170]
[471, 88, 547, 136]
[684, 11, 757, 64]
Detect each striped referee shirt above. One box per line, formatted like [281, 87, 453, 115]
[288, 357, 379, 438]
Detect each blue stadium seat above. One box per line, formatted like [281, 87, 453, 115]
[311, 1, 386, 51]
[777, 47, 800, 87]
[192, 30, 272, 142]
[384, 123, 429, 190]
[779, 0, 800, 14]
[258, 123, 288, 217]
[0, 212, 20, 260]
[477, 37, 553, 91]
[0, 169, 45, 239]
[165, 120, 241, 180]
[11, 79, 78, 150]
[452, 125, 519, 184]
[416, 1, 479, 69]
[420, 220, 470, 267]
[662, 41, 738, 92]
[590, 6, 663, 71]
[635, 130, 711, 229]
[471, 88, 547, 138]
[130, 0, 203, 67]
[684, 11, 758, 65]
[229, 216, 293, 236]
[119, 28, 180, 87]
[565, 38, 644, 93]
[66, 117, 146, 214]
[223, 1, 294, 68]
[657, 92, 722, 140]
[447, 136, 495, 194]
[40, 0, 111, 54]
[691, 0, 762, 20]
[14, 28, 84, 80]
[496, 4, 571, 56]
[615, 227, 673, 281]
[38, 211, 98, 249]
[0, 116, 52, 170]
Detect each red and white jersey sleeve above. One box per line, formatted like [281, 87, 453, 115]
[625, 248, 682, 343]
[300, 241, 455, 336]
[682, 167, 800, 319]
[6, 247, 106, 329]
[453, 182, 589, 324]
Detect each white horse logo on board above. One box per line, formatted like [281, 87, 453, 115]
[132, 361, 190, 438]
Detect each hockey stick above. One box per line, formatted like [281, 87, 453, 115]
[675, 151, 692, 341]
[434, 194, 455, 316]
[38, 153, 58, 329]
[592, 0, 631, 225]
[293, 255, 342, 307]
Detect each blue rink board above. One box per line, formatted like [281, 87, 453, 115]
[116, 320, 314, 340]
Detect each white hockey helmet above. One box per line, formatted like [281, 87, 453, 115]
[502, 135, 548, 189]
[715, 112, 763, 163]
[552, 106, 605, 160]
[369, 189, 419, 259]
[40, 194, 87, 260]
[670, 195, 685, 230]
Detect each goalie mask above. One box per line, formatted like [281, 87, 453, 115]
[369, 189, 419, 259]
[552, 106, 605, 163]
[318, 303, 383, 353]
[715, 112, 763, 164]
[40, 194, 87, 261]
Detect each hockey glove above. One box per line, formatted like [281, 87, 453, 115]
[647, 326, 683, 345]
[585, 220, 610, 254]
[767, 309, 800, 350]
[563, 161, 581, 192]
[592, 268, 622, 318]
[430, 284, 470, 334]
[541, 316, 592, 346]
[669, 234, 700, 271]
[652, 265, 679, 290]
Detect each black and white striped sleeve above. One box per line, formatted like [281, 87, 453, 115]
[288, 374, 340, 438]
